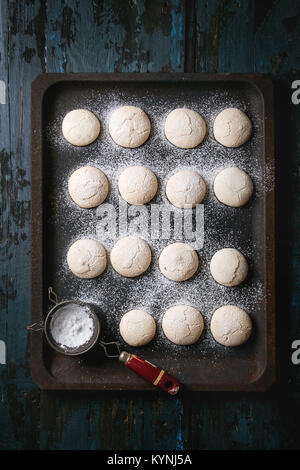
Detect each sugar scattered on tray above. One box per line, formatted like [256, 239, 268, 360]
[44, 83, 272, 363]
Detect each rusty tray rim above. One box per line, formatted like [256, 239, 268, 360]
[31, 72, 275, 392]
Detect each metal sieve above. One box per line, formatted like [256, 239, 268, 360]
[27, 287, 180, 395]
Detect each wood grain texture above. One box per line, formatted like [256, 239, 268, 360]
[0, 0, 299, 450]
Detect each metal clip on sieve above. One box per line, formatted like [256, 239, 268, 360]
[27, 288, 180, 395]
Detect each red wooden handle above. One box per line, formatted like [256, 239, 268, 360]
[119, 352, 180, 395]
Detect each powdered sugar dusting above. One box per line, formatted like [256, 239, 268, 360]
[49, 303, 94, 350]
[44, 80, 272, 368]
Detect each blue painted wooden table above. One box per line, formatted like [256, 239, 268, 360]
[0, 0, 300, 450]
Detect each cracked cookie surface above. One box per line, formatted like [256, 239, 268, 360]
[62, 109, 100, 146]
[159, 242, 199, 282]
[109, 105, 151, 148]
[67, 239, 107, 279]
[213, 107, 252, 148]
[210, 248, 248, 287]
[119, 309, 156, 347]
[68, 165, 109, 208]
[164, 108, 206, 148]
[214, 167, 253, 207]
[210, 305, 252, 346]
[118, 165, 158, 205]
[166, 169, 206, 208]
[110, 236, 151, 277]
[162, 305, 204, 345]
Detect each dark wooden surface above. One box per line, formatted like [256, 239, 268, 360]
[0, 0, 299, 450]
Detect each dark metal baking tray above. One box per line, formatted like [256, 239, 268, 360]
[31, 73, 275, 391]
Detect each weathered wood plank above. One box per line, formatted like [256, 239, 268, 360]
[254, 0, 300, 74]
[192, 0, 255, 73]
[45, 0, 185, 73]
[0, 0, 44, 450]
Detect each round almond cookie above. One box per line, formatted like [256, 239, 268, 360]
[210, 248, 248, 287]
[162, 305, 204, 345]
[214, 167, 253, 207]
[109, 106, 151, 148]
[119, 310, 156, 347]
[210, 305, 252, 346]
[213, 108, 252, 148]
[68, 166, 109, 208]
[166, 169, 206, 208]
[62, 109, 100, 146]
[110, 236, 151, 277]
[118, 166, 158, 205]
[159, 242, 199, 282]
[164, 108, 206, 149]
[67, 239, 107, 279]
